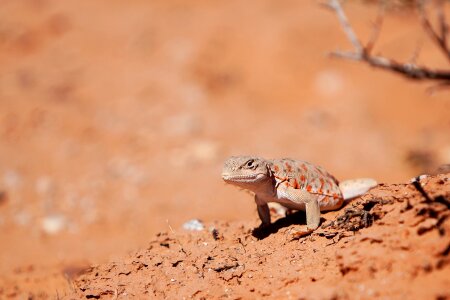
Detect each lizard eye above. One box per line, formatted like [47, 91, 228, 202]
[245, 160, 254, 168]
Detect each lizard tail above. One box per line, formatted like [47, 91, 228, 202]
[339, 178, 377, 200]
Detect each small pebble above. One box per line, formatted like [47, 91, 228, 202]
[182, 219, 204, 231]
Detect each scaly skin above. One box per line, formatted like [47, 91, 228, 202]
[222, 156, 377, 237]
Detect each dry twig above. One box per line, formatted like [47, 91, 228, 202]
[365, 1, 386, 54]
[326, 0, 450, 82]
[418, 0, 450, 62]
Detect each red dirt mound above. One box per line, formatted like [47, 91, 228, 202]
[68, 173, 450, 299]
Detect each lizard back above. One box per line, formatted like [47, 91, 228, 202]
[269, 158, 343, 202]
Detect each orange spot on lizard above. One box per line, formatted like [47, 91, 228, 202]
[285, 162, 292, 172]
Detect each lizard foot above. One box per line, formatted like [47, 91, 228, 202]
[288, 226, 314, 240]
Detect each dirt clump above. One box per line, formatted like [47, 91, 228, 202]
[68, 173, 450, 299]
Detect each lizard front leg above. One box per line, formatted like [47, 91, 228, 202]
[255, 195, 271, 226]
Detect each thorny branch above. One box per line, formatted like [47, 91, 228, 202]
[418, 0, 450, 62]
[326, 0, 450, 83]
[365, 2, 385, 55]
[327, 0, 363, 53]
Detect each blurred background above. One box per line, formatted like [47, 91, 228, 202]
[0, 0, 449, 296]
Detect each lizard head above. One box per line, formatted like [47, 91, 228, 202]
[221, 156, 272, 191]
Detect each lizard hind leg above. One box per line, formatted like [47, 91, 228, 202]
[268, 202, 290, 218]
[290, 210, 318, 239]
[305, 197, 320, 230]
[286, 190, 321, 239]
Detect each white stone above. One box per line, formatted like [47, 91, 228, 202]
[182, 219, 205, 231]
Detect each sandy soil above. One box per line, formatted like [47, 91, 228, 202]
[0, 0, 449, 298]
[69, 173, 450, 299]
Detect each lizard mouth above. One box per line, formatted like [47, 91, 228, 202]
[221, 173, 266, 183]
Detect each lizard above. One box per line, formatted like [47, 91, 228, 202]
[221, 156, 377, 237]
